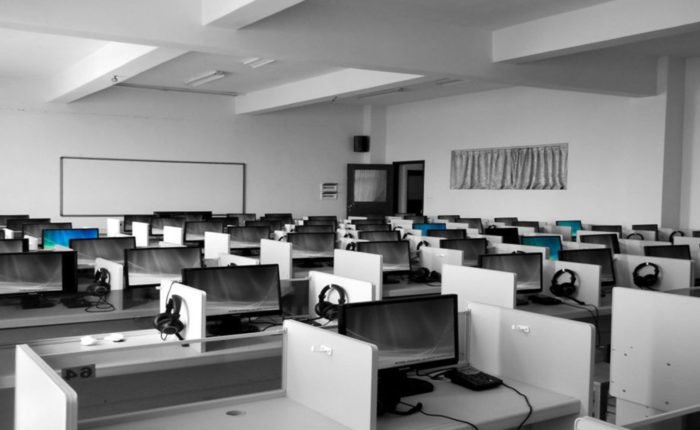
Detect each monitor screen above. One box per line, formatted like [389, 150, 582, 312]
[352, 219, 386, 226]
[69, 236, 136, 269]
[182, 264, 281, 317]
[559, 248, 616, 286]
[304, 219, 338, 229]
[43, 228, 99, 250]
[357, 230, 401, 242]
[0, 215, 29, 227]
[184, 220, 226, 241]
[226, 213, 257, 226]
[338, 294, 458, 373]
[440, 238, 487, 267]
[413, 223, 446, 235]
[556, 220, 583, 238]
[494, 217, 518, 225]
[123, 215, 153, 233]
[437, 215, 460, 222]
[124, 247, 202, 288]
[355, 223, 390, 232]
[579, 233, 620, 254]
[151, 217, 186, 235]
[591, 225, 623, 236]
[479, 252, 543, 293]
[456, 218, 484, 232]
[356, 241, 411, 274]
[403, 215, 428, 224]
[486, 227, 520, 244]
[153, 211, 212, 221]
[23, 222, 72, 245]
[0, 251, 77, 296]
[5, 217, 50, 232]
[228, 226, 269, 247]
[287, 232, 336, 260]
[644, 245, 692, 260]
[264, 213, 293, 220]
[520, 235, 563, 260]
[632, 224, 659, 240]
[295, 224, 336, 233]
[0, 239, 29, 253]
[427, 229, 466, 240]
[307, 216, 337, 222]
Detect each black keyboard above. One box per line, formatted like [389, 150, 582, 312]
[446, 367, 502, 391]
[529, 294, 562, 305]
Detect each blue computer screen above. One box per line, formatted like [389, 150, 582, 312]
[556, 220, 583, 238]
[43, 228, 99, 249]
[413, 223, 446, 235]
[521, 235, 563, 260]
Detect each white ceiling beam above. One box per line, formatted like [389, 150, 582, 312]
[493, 0, 700, 63]
[235, 68, 423, 114]
[48, 43, 187, 103]
[202, 0, 306, 29]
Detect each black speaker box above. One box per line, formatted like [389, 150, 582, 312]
[353, 135, 370, 152]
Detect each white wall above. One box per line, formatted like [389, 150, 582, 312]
[385, 86, 667, 225]
[0, 87, 364, 226]
[681, 58, 700, 230]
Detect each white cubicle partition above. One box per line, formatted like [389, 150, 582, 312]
[204, 231, 229, 260]
[476, 233, 503, 247]
[333, 249, 383, 300]
[563, 241, 606, 250]
[544, 224, 572, 241]
[468, 302, 594, 417]
[576, 417, 625, 429]
[611, 288, 700, 425]
[627, 230, 658, 242]
[672, 236, 700, 280]
[441, 264, 516, 309]
[15, 344, 78, 430]
[159, 281, 206, 351]
[416, 236, 443, 248]
[162, 226, 183, 246]
[307, 271, 375, 319]
[613, 254, 694, 291]
[3, 228, 14, 239]
[217, 253, 260, 266]
[24, 235, 38, 251]
[492, 242, 549, 258]
[445, 222, 480, 236]
[260, 239, 292, 280]
[418, 246, 463, 274]
[389, 219, 413, 230]
[106, 218, 122, 237]
[541, 260, 602, 307]
[618, 238, 671, 256]
[132, 221, 149, 247]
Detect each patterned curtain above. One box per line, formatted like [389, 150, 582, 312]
[450, 143, 568, 190]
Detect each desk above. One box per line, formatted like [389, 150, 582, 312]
[382, 278, 441, 297]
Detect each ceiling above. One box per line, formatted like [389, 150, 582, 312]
[0, 0, 698, 113]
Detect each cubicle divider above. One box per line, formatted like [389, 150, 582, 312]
[563, 241, 606, 250]
[468, 302, 595, 417]
[106, 218, 121, 237]
[542, 260, 603, 307]
[492, 242, 549, 257]
[2, 228, 14, 239]
[618, 238, 670, 256]
[444, 222, 480, 236]
[162, 226, 183, 246]
[25, 235, 39, 251]
[132, 221, 149, 247]
[217, 253, 260, 267]
[204, 231, 229, 261]
[418, 246, 463, 274]
[260, 239, 292, 280]
[306, 271, 374, 321]
[441, 264, 516, 309]
[672, 236, 700, 281]
[333, 249, 383, 300]
[627, 230, 658, 242]
[544, 224, 572, 241]
[613, 254, 694, 291]
[611, 288, 700, 425]
[158, 281, 206, 351]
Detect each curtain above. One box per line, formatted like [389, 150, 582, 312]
[450, 143, 568, 190]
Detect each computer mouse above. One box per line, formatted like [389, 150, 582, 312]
[80, 335, 98, 346]
[105, 333, 125, 342]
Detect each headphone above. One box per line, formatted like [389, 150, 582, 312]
[416, 240, 428, 251]
[315, 284, 347, 320]
[626, 232, 644, 240]
[154, 294, 185, 340]
[550, 268, 577, 297]
[346, 241, 357, 251]
[633, 262, 661, 289]
[87, 268, 111, 296]
[669, 230, 684, 241]
[409, 267, 441, 283]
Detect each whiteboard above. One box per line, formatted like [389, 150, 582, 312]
[61, 157, 245, 216]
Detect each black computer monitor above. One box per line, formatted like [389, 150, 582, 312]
[437, 215, 460, 222]
[182, 264, 282, 334]
[427, 229, 467, 240]
[486, 227, 520, 244]
[304, 219, 338, 230]
[356, 241, 412, 281]
[69, 236, 137, 269]
[23, 222, 72, 246]
[404, 215, 428, 224]
[295, 224, 336, 233]
[226, 213, 257, 227]
[556, 220, 583, 238]
[228, 226, 270, 248]
[0, 251, 78, 307]
[413, 223, 446, 235]
[264, 213, 293, 220]
[210, 216, 239, 228]
[122, 215, 153, 233]
[124, 247, 202, 289]
[338, 294, 458, 403]
[456, 218, 484, 233]
[440, 238, 487, 267]
[559, 248, 616, 286]
[184, 220, 226, 242]
[151, 217, 186, 235]
[0, 238, 29, 253]
[355, 223, 391, 232]
[513, 221, 541, 232]
[0, 215, 29, 227]
[644, 245, 692, 260]
[357, 230, 401, 242]
[287, 232, 336, 262]
[153, 211, 212, 221]
[591, 225, 623, 236]
[43, 228, 99, 250]
[494, 217, 518, 225]
[5, 217, 50, 232]
[579, 233, 620, 254]
[632, 224, 659, 240]
[520, 235, 563, 260]
[479, 252, 543, 295]
[307, 216, 337, 222]
[352, 219, 387, 226]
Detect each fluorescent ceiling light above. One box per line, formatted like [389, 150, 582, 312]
[185, 70, 226, 87]
[241, 57, 276, 69]
[435, 78, 465, 87]
[356, 87, 406, 100]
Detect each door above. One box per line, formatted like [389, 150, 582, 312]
[347, 164, 394, 217]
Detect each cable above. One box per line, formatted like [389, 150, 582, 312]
[501, 382, 533, 430]
[398, 401, 479, 429]
[559, 300, 601, 346]
[84, 295, 115, 312]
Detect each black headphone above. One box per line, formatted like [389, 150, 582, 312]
[669, 230, 684, 241]
[86, 268, 111, 296]
[409, 267, 441, 283]
[633, 262, 660, 289]
[315, 284, 347, 320]
[345, 241, 356, 251]
[626, 232, 644, 240]
[550, 268, 577, 297]
[402, 232, 413, 239]
[154, 294, 185, 339]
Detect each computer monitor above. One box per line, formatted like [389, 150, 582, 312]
[513, 221, 541, 232]
[264, 213, 293, 220]
[479, 252, 543, 294]
[591, 225, 623, 236]
[124, 246, 202, 288]
[485, 227, 520, 244]
[122, 214, 153, 233]
[287, 232, 336, 262]
[352, 219, 387, 226]
[151, 217, 186, 235]
[5, 217, 50, 232]
[356, 241, 412, 279]
[579, 233, 620, 254]
[304, 219, 338, 229]
[427, 229, 467, 240]
[210, 216, 239, 228]
[355, 223, 390, 232]
[226, 213, 256, 226]
[0, 239, 29, 253]
[559, 248, 616, 286]
[228, 226, 270, 248]
[338, 294, 458, 401]
[440, 238, 487, 267]
[412, 223, 446, 235]
[153, 211, 212, 221]
[0, 215, 29, 227]
[456, 218, 484, 233]
[23, 222, 72, 245]
[259, 218, 291, 230]
[184, 220, 226, 241]
[437, 215, 460, 222]
[357, 230, 401, 242]
[295, 225, 335, 233]
[43, 228, 99, 250]
[632, 224, 659, 240]
[182, 264, 282, 334]
[644, 245, 691, 260]
[520, 235, 563, 260]
[69, 236, 136, 269]
[307, 216, 337, 222]
[494, 217, 518, 225]
[0, 251, 78, 306]
[404, 215, 428, 224]
[555, 220, 583, 238]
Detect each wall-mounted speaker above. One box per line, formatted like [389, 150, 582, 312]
[353, 135, 370, 153]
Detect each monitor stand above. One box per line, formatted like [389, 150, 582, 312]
[382, 273, 402, 284]
[206, 315, 260, 336]
[21, 293, 55, 310]
[377, 369, 434, 414]
[515, 294, 529, 306]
